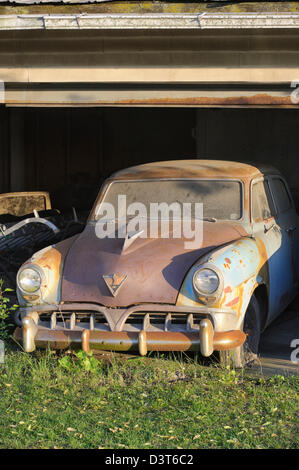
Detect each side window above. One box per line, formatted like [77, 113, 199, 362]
[252, 180, 275, 222]
[271, 178, 292, 214]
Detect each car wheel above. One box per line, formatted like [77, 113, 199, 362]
[219, 293, 261, 369]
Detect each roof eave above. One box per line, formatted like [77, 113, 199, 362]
[2, 12, 299, 31]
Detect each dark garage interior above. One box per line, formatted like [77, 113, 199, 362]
[1, 106, 299, 213]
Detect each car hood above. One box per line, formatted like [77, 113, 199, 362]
[61, 221, 246, 306]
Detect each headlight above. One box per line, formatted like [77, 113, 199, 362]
[193, 268, 220, 295]
[17, 267, 42, 293]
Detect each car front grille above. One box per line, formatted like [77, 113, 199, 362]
[38, 310, 209, 333]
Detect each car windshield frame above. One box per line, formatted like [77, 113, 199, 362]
[90, 177, 245, 223]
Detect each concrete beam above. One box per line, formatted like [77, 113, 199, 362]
[4, 87, 299, 108]
[2, 67, 299, 84]
[1, 13, 299, 31]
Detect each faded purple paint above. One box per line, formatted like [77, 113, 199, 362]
[61, 221, 245, 306]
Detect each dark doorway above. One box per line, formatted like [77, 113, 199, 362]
[2, 106, 299, 212]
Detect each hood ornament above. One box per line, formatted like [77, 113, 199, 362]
[120, 228, 144, 253]
[103, 273, 127, 297]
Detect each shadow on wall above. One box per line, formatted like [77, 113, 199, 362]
[54, 172, 100, 211]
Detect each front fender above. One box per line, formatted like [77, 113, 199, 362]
[17, 235, 78, 307]
[177, 237, 268, 329]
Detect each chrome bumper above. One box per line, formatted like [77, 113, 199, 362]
[14, 303, 245, 356]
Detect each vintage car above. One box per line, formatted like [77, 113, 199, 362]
[14, 160, 299, 367]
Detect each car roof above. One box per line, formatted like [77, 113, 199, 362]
[109, 160, 281, 181]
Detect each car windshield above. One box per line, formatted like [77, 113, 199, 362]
[94, 179, 243, 221]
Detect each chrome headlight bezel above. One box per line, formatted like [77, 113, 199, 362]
[17, 265, 44, 295]
[192, 263, 224, 301]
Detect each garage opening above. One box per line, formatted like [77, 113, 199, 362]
[1, 106, 299, 213]
[2, 103, 299, 361]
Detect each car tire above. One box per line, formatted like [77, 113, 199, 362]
[13, 309, 23, 327]
[219, 293, 261, 369]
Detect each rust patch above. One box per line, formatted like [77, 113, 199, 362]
[34, 247, 61, 272]
[15, 94, 299, 108]
[112, 94, 299, 107]
[225, 258, 231, 264]
[225, 296, 240, 307]
[254, 236, 269, 279]
[224, 286, 232, 294]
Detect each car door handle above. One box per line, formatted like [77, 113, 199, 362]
[286, 226, 296, 234]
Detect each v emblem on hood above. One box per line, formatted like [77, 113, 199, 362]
[122, 229, 144, 253]
[103, 273, 128, 297]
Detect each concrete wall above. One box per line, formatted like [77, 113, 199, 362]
[2, 28, 299, 88]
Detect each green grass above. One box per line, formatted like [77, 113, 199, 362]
[0, 348, 298, 449]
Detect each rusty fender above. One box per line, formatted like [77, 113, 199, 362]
[16, 236, 78, 309]
[177, 237, 267, 330]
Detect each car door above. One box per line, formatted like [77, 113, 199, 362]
[251, 176, 295, 324]
[269, 175, 299, 290]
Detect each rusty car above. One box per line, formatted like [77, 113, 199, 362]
[13, 160, 299, 367]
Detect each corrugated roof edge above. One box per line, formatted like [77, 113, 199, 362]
[1, 12, 299, 29]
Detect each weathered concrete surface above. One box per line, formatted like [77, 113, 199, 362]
[252, 356, 299, 378]
[260, 309, 299, 358]
[249, 309, 299, 377]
